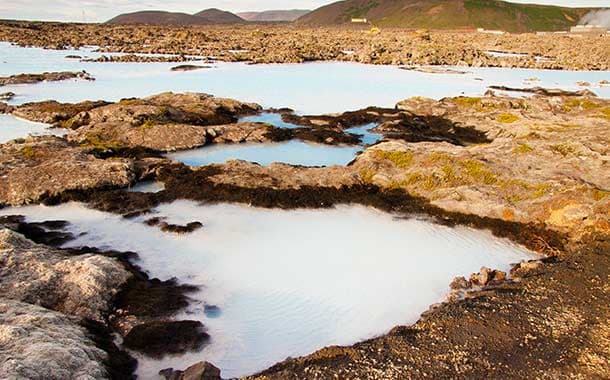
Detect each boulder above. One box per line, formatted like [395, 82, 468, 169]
[160, 361, 221, 380]
[0, 136, 134, 206]
[123, 320, 209, 357]
[0, 228, 131, 321]
[0, 298, 110, 380]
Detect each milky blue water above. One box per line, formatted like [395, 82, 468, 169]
[166, 140, 363, 167]
[126, 181, 165, 193]
[0, 201, 536, 378]
[0, 114, 66, 143]
[239, 112, 301, 129]
[2, 43, 608, 114]
[346, 122, 382, 145]
[238, 113, 383, 146]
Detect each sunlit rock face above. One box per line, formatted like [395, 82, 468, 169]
[0, 201, 535, 378]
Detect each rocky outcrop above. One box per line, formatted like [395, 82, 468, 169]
[0, 228, 131, 321]
[64, 93, 262, 151]
[0, 136, 134, 206]
[487, 85, 598, 97]
[0, 22, 608, 70]
[355, 94, 610, 238]
[0, 91, 15, 101]
[84, 54, 197, 63]
[122, 320, 209, 357]
[0, 298, 112, 380]
[12, 99, 110, 125]
[171, 64, 212, 71]
[160, 361, 221, 380]
[0, 70, 94, 86]
[0, 226, 136, 379]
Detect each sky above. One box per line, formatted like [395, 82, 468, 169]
[0, 0, 608, 23]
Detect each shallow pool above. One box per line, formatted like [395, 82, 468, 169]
[0, 201, 536, 378]
[0, 114, 66, 143]
[166, 140, 363, 167]
[2, 43, 608, 114]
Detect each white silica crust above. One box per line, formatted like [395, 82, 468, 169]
[0, 201, 536, 378]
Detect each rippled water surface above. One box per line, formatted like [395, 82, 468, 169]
[2, 43, 608, 114]
[0, 201, 536, 378]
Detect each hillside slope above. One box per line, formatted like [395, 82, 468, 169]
[237, 10, 311, 22]
[297, 0, 595, 32]
[107, 9, 244, 25]
[193, 8, 245, 23]
[107, 11, 212, 25]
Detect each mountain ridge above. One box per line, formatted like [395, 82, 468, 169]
[107, 8, 244, 25]
[237, 9, 311, 22]
[296, 0, 598, 32]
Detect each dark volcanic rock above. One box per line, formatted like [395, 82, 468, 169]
[488, 85, 598, 97]
[0, 102, 14, 113]
[160, 221, 204, 234]
[171, 64, 212, 71]
[123, 320, 209, 357]
[160, 361, 221, 380]
[0, 91, 15, 101]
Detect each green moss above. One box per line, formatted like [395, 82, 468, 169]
[512, 143, 533, 154]
[441, 164, 457, 182]
[563, 98, 599, 112]
[550, 143, 576, 157]
[20, 146, 36, 159]
[402, 172, 423, 186]
[453, 97, 482, 108]
[359, 168, 376, 183]
[496, 113, 519, 123]
[139, 119, 155, 130]
[80, 135, 122, 151]
[592, 188, 610, 201]
[119, 98, 139, 105]
[533, 183, 552, 198]
[423, 175, 439, 191]
[598, 107, 610, 120]
[504, 194, 522, 204]
[376, 150, 414, 168]
[429, 152, 451, 162]
[461, 159, 497, 185]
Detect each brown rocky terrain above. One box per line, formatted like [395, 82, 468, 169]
[0, 90, 608, 378]
[0, 136, 134, 205]
[0, 70, 94, 86]
[0, 22, 608, 70]
[0, 228, 135, 379]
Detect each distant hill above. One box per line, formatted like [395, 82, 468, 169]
[107, 11, 213, 25]
[193, 8, 245, 24]
[296, 0, 596, 32]
[237, 9, 311, 22]
[107, 8, 244, 25]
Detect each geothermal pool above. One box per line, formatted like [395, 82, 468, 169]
[166, 117, 381, 167]
[2, 43, 609, 114]
[0, 114, 66, 143]
[166, 140, 363, 167]
[0, 201, 536, 378]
